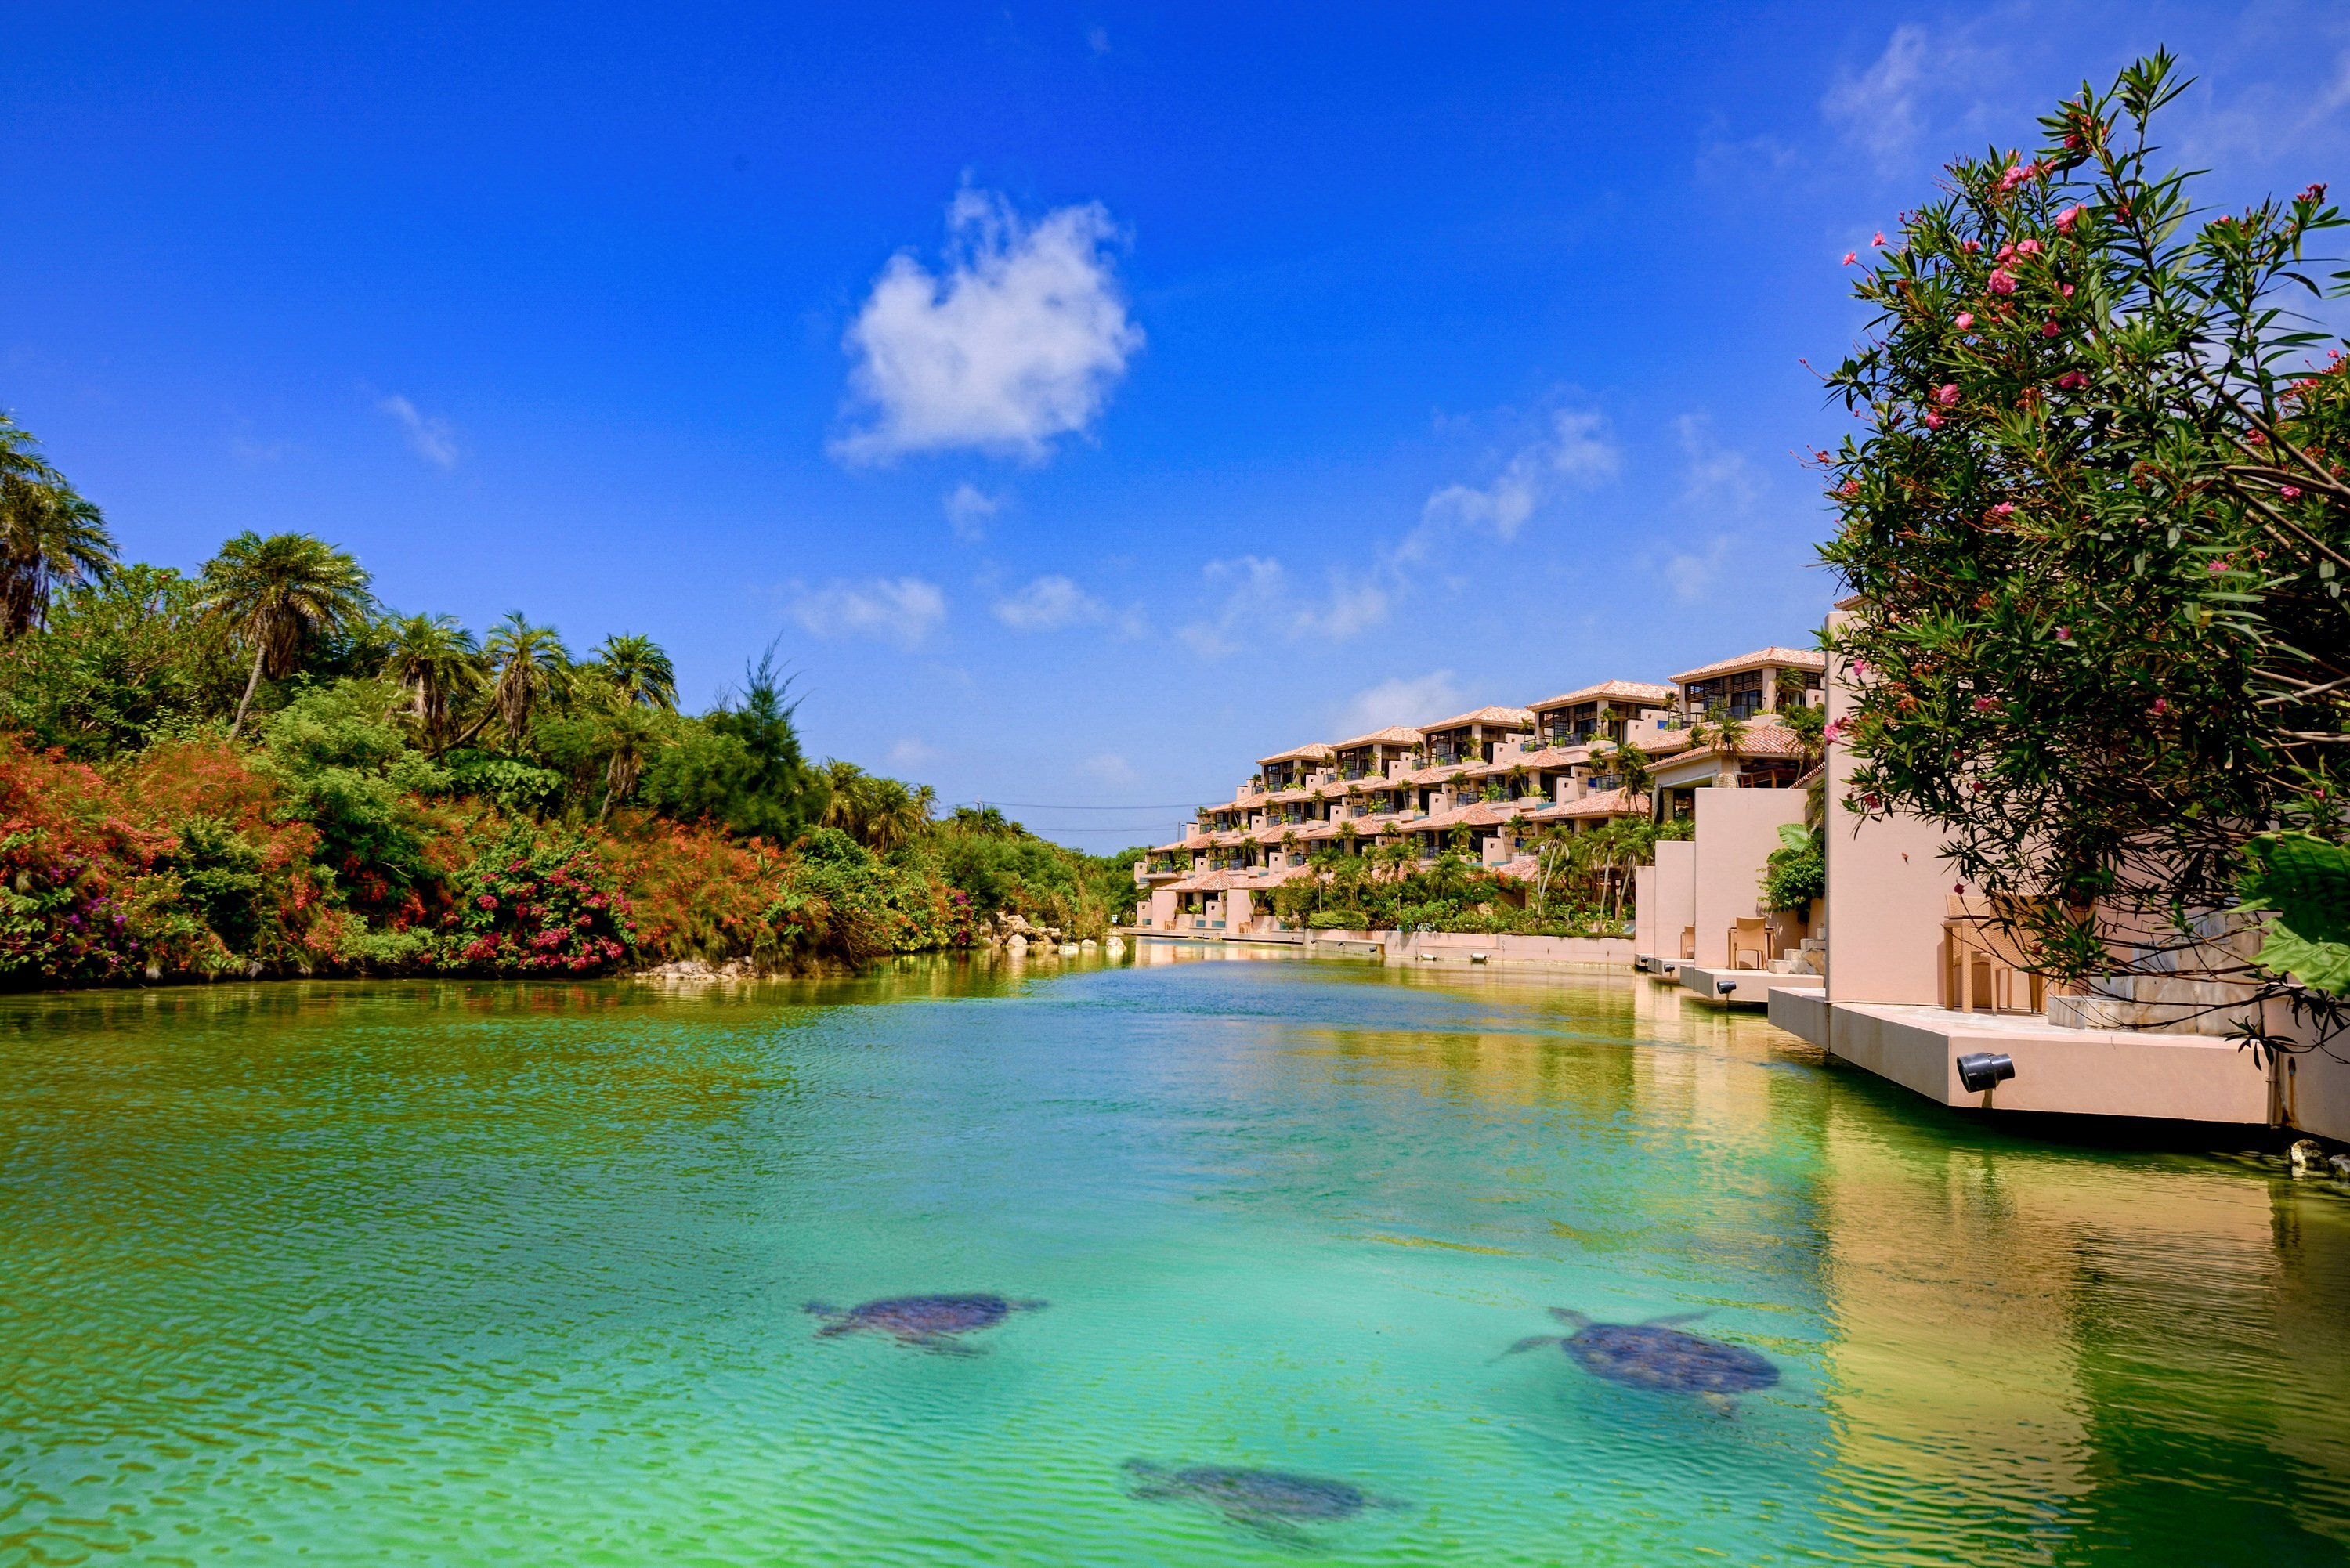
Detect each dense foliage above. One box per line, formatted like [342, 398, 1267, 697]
[1267, 829, 1676, 939]
[0, 471, 1140, 987]
[1820, 52, 2350, 1044]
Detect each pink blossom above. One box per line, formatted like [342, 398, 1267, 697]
[1987, 268, 2017, 294]
[2282, 485, 2304, 500]
[477, 894, 497, 910]
[1996, 243, 2016, 263]
[1998, 164, 2030, 192]
[1990, 501, 2016, 518]
[2054, 627, 2072, 641]
[1955, 311, 1975, 331]
[1853, 659, 1872, 677]
[1839, 479, 1860, 498]
[2056, 370, 2087, 390]
[1933, 383, 1961, 407]
[2055, 204, 2085, 231]
[2016, 238, 2042, 256]
[1842, 250, 1857, 266]
[2149, 698, 2168, 717]
[1972, 695, 1997, 713]
[1924, 411, 1946, 429]
[2041, 319, 2059, 338]
[1872, 230, 1885, 246]
[2062, 284, 2074, 298]
[2207, 558, 2227, 573]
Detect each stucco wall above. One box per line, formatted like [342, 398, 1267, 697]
[1690, 788, 1806, 970]
[1651, 840, 1697, 960]
[1824, 612, 1958, 1005]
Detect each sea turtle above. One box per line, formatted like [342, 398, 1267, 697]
[1502, 1308, 1779, 1414]
[1123, 1461, 1405, 1541]
[803, 1293, 1045, 1353]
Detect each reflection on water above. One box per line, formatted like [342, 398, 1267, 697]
[0, 954, 2343, 1565]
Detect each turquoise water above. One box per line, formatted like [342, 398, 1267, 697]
[2, 950, 2346, 1565]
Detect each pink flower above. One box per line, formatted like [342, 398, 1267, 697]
[1839, 479, 1860, 498]
[1872, 230, 1886, 246]
[1996, 243, 2016, 263]
[2055, 204, 2084, 231]
[2016, 238, 2042, 256]
[1972, 695, 1997, 713]
[2054, 627, 2072, 641]
[2282, 485, 2304, 500]
[1933, 383, 1961, 407]
[477, 894, 497, 910]
[1955, 311, 1975, 331]
[2207, 558, 2227, 573]
[1998, 164, 2030, 192]
[1990, 501, 2016, 518]
[1924, 411, 1946, 429]
[2062, 284, 2075, 298]
[1842, 250, 1857, 266]
[2149, 698, 2168, 717]
[2056, 370, 2087, 390]
[2041, 319, 2060, 338]
[1987, 268, 2017, 294]
[1853, 659, 1873, 677]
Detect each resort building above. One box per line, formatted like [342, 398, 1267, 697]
[1133, 645, 1827, 938]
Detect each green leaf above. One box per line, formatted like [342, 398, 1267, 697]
[2236, 833, 2350, 995]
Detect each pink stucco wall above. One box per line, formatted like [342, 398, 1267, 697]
[1690, 788, 1806, 970]
[1650, 840, 1697, 959]
[1822, 612, 1957, 1005]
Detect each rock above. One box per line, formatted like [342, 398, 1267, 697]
[1007, 935, 1029, 954]
[2287, 1138, 2324, 1169]
[143, 963, 161, 982]
[1079, 938, 1097, 950]
[1058, 943, 1079, 955]
[2331, 1154, 2350, 1180]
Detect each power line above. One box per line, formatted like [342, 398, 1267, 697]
[952, 800, 1210, 811]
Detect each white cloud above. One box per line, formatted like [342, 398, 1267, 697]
[1081, 752, 1138, 786]
[943, 482, 1003, 540]
[1821, 25, 2002, 175]
[832, 190, 1144, 464]
[377, 394, 457, 468]
[1413, 408, 1618, 558]
[1175, 555, 1387, 659]
[1676, 414, 1761, 512]
[787, 576, 946, 650]
[1333, 670, 1464, 739]
[992, 573, 1108, 632]
[889, 737, 943, 770]
[1661, 537, 1731, 603]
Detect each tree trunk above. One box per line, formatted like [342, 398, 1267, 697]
[229, 640, 267, 740]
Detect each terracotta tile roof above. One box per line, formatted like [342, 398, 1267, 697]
[1526, 680, 1676, 713]
[1669, 646, 1828, 684]
[1419, 705, 1535, 732]
[1461, 744, 1587, 778]
[1523, 788, 1647, 821]
[1254, 742, 1336, 766]
[1648, 718, 1814, 771]
[1332, 724, 1425, 748]
[1398, 762, 1473, 786]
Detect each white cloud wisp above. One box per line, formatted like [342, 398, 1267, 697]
[833, 190, 1144, 465]
[378, 394, 458, 469]
[787, 576, 947, 650]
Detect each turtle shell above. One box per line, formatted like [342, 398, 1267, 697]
[1566, 1323, 1779, 1394]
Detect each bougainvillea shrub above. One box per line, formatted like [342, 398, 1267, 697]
[436, 828, 638, 974]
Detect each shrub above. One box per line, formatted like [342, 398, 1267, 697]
[437, 828, 636, 974]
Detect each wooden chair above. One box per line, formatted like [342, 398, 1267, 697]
[1943, 895, 2046, 1014]
[1727, 917, 1769, 970]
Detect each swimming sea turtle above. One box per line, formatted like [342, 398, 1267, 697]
[1123, 1461, 1405, 1541]
[804, 1293, 1045, 1353]
[1502, 1308, 1779, 1414]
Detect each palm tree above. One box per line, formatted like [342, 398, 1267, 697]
[597, 701, 666, 821]
[381, 612, 484, 751]
[198, 531, 375, 739]
[0, 414, 117, 638]
[477, 612, 571, 749]
[591, 632, 677, 710]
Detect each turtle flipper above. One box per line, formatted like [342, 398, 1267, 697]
[1011, 1299, 1050, 1313]
[912, 1335, 986, 1357]
[804, 1301, 841, 1319]
[1495, 1335, 1561, 1361]
[1547, 1308, 1593, 1329]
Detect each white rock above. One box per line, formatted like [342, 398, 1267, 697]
[2287, 1138, 2323, 1169]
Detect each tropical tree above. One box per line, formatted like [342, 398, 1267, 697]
[596, 701, 667, 821]
[820, 760, 936, 852]
[591, 632, 677, 710]
[381, 612, 484, 752]
[473, 612, 571, 750]
[197, 531, 376, 739]
[0, 414, 116, 638]
[1820, 52, 2350, 1042]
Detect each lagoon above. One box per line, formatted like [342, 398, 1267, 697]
[2, 953, 2345, 1565]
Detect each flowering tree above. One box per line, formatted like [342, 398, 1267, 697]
[1820, 52, 2350, 1048]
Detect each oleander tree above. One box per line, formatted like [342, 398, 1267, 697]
[1818, 52, 2350, 1052]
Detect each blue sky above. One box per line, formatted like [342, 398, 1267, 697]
[7, 3, 2349, 847]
